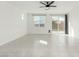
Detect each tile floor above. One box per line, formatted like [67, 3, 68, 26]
[0, 34, 79, 57]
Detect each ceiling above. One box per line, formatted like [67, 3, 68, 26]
[0, 1, 79, 12]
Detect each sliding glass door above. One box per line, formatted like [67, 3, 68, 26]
[51, 15, 65, 34]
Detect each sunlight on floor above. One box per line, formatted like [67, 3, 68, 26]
[39, 40, 48, 45]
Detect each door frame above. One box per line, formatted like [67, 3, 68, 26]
[65, 14, 68, 34]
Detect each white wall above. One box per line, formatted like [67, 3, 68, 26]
[7, 1, 79, 38]
[25, 8, 73, 35]
[0, 2, 27, 45]
[25, 1, 79, 39]
[69, 7, 79, 38]
[0, 1, 79, 45]
[27, 13, 66, 34]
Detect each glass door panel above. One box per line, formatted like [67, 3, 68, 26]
[52, 15, 65, 34]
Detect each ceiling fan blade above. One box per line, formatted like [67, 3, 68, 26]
[48, 1, 55, 6]
[50, 6, 56, 7]
[45, 1, 49, 5]
[40, 6, 45, 8]
[40, 2, 46, 5]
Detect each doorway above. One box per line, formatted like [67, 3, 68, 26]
[51, 14, 68, 34]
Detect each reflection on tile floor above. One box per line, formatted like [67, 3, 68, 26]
[0, 34, 79, 57]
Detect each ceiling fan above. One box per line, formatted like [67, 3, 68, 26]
[40, 1, 56, 10]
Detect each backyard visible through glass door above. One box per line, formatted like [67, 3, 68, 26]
[52, 15, 65, 34]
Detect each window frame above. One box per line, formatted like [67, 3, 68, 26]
[32, 14, 46, 27]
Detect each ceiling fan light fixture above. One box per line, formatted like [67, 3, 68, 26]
[45, 7, 49, 10]
[40, 1, 56, 10]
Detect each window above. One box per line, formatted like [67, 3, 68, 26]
[33, 15, 46, 27]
